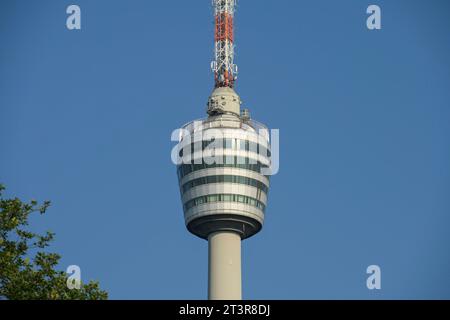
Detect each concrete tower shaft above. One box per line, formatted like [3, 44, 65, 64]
[208, 232, 241, 300]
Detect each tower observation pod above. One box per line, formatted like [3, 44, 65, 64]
[175, 0, 272, 300]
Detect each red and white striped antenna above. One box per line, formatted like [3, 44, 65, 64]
[211, 0, 238, 88]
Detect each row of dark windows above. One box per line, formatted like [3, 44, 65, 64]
[179, 138, 271, 157]
[181, 175, 269, 194]
[177, 157, 269, 180]
[183, 193, 266, 212]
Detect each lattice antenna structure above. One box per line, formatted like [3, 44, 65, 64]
[211, 0, 238, 88]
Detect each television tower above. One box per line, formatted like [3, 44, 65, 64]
[176, 0, 272, 300]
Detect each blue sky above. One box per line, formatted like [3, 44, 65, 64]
[1, 0, 449, 299]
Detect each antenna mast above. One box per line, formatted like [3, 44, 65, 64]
[211, 0, 238, 88]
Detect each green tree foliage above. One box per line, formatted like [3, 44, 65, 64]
[0, 184, 108, 300]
